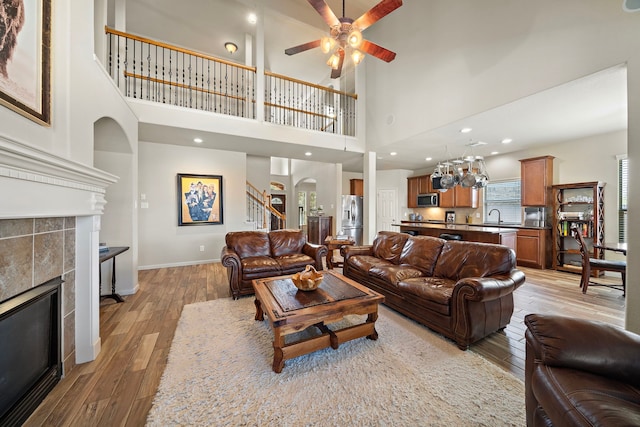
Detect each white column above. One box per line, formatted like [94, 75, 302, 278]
[363, 152, 377, 244]
[75, 215, 102, 363]
[625, 56, 640, 333]
[255, 5, 265, 122]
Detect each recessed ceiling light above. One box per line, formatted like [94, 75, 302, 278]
[305, 152, 312, 156]
[425, 157, 432, 161]
[491, 151, 499, 155]
[193, 138, 203, 143]
[247, 13, 257, 24]
[460, 127, 472, 133]
[501, 138, 513, 144]
[390, 152, 397, 156]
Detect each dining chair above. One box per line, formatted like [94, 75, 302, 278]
[571, 226, 626, 296]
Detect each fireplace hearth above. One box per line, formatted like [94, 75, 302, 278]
[0, 277, 62, 426]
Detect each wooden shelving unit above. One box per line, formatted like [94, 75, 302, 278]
[552, 182, 605, 275]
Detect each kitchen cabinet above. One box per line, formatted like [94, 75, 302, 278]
[349, 179, 363, 196]
[516, 228, 551, 269]
[552, 182, 604, 275]
[520, 156, 554, 206]
[439, 186, 478, 208]
[407, 175, 431, 208]
[307, 216, 333, 245]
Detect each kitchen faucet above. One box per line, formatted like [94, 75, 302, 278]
[488, 208, 502, 224]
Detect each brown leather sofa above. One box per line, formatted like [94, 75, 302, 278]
[342, 231, 525, 349]
[221, 229, 327, 299]
[525, 314, 640, 426]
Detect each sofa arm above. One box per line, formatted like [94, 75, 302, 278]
[453, 269, 526, 302]
[220, 246, 242, 299]
[525, 314, 640, 388]
[302, 243, 328, 271]
[342, 245, 374, 260]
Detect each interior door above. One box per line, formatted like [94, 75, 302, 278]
[377, 189, 397, 232]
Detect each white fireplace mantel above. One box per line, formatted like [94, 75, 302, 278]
[0, 135, 120, 364]
[0, 135, 118, 219]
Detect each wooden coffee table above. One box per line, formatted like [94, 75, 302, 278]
[252, 270, 384, 373]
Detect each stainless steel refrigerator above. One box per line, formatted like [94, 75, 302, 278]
[340, 195, 363, 245]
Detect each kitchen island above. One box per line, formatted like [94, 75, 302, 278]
[396, 222, 518, 250]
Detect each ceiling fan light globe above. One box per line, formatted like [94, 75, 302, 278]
[320, 36, 335, 54]
[348, 29, 363, 48]
[352, 50, 364, 65]
[327, 54, 340, 69]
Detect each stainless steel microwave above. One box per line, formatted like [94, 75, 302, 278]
[417, 193, 439, 207]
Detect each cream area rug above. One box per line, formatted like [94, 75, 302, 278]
[147, 297, 525, 426]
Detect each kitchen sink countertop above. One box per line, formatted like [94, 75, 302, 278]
[399, 220, 550, 230]
[396, 222, 520, 233]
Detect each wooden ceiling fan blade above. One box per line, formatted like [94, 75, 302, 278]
[353, 0, 402, 31]
[285, 39, 321, 56]
[308, 0, 340, 27]
[331, 49, 345, 79]
[360, 40, 396, 62]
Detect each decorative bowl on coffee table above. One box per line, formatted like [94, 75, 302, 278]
[291, 265, 323, 291]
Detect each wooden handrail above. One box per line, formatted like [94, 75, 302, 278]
[247, 191, 263, 205]
[246, 181, 263, 195]
[106, 26, 257, 72]
[124, 72, 250, 102]
[265, 70, 357, 99]
[264, 101, 337, 121]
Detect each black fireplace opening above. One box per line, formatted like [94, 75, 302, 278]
[0, 276, 63, 426]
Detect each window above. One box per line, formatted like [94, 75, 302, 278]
[483, 180, 522, 225]
[618, 156, 628, 242]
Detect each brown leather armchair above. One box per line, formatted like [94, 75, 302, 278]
[525, 314, 640, 426]
[221, 229, 327, 299]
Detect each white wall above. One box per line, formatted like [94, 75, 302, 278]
[137, 142, 246, 268]
[246, 155, 271, 193]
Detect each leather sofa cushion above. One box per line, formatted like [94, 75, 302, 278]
[241, 256, 281, 277]
[399, 236, 445, 275]
[348, 255, 392, 275]
[532, 364, 640, 426]
[369, 265, 423, 285]
[433, 241, 514, 281]
[372, 231, 409, 264]
[226, 231, 271, 259]
[269, 229, 306, 257]
[275, 253, 315, 272]
[396, 277, 456, 315]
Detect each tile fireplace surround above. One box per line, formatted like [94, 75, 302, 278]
[0, 218, 77, 371]
[0, 136, 118, 373]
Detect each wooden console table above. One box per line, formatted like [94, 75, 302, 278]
[99, 246, 129, 303]
[324, 236, 355, 269]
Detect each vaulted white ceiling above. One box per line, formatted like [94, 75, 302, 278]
[123, 0, 629, 172]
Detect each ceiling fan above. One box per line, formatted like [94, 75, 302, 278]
[285, 0, 402, 79]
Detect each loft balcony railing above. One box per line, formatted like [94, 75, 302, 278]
[105, 27, 357, 136]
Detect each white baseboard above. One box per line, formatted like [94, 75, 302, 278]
[138, 258, 220, 270]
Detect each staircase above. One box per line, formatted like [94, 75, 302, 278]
[246, 181, 285, 231]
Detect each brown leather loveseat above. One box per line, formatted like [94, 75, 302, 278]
[525, 314, 640, 426]
[221, 229, 327, 299]
[343, 231, 525, 349]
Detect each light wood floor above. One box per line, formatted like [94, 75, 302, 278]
[25, 264, 625, 426]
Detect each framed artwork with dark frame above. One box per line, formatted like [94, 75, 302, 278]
[0, 0, 52, 125]
[177, 174, 223, 226]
